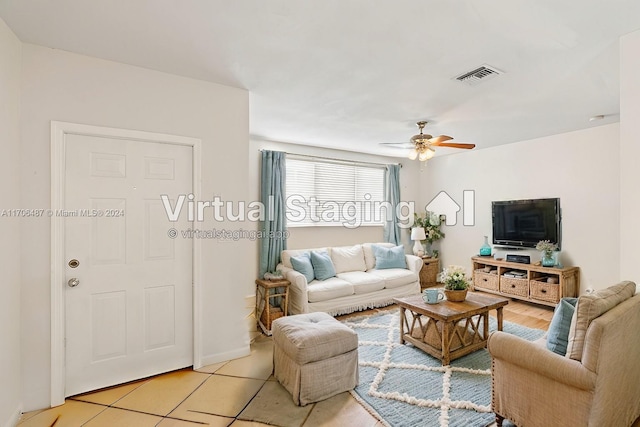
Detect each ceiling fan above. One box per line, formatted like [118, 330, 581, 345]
[382, 121, 475, 161]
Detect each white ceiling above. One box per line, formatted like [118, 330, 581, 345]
[2, 0, 639, 158]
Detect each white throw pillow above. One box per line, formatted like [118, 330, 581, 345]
[331, 245, 367, 274]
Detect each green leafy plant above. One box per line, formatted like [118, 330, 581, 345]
[442, 265, 469, 290]
[413, 211, 445, 244]
[535, 240, 558, 257]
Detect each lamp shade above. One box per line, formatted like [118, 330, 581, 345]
[410, 227, 426, 241]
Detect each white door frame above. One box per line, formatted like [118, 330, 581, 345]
[50, 121, 202, 406]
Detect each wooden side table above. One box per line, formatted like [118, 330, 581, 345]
[420, 257, 440, 289]
[255, 278, 290, 336]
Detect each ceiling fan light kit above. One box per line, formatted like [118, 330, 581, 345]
[381, 121, 476, 162]
[418, 149, 434, 161]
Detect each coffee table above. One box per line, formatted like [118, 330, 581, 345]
[394, 292, 509, 365]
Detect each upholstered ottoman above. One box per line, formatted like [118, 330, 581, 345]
[272, 312, 359, 406]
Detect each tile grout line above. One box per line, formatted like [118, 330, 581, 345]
[73, 376, 158, 425]
[231, 376, 271, 425]
[151, 369, 216, 425]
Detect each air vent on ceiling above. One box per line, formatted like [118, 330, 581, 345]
[454, 64, 503, 86]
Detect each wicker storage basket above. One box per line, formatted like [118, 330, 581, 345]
[500, 277, 529, 297]
[530, 279, 560, 303]
[260, 305, 284, 330]
[420, 259, 439, 288]
[411, 319, 474, 352]
[473, 270, 499, 292]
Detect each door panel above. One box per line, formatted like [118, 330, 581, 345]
[64, 134, 193, 397]
[91, 291, 127, 362]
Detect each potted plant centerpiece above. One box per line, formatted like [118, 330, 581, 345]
[413, 211, 445, 257]
[442, 265, 469, 302]
[536, 240, 558, 267]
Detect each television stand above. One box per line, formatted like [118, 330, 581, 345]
[471, 256, 579, 307]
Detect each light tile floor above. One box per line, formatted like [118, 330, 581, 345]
[20, 300, 639, 427]
[18, 331, 382, 427]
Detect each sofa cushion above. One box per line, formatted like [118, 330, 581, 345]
[362, 242, 394, 270]
[546, 297, 578, 355]
[307, 277, 354, 302]
[337, 271, 385, 294]
[331, 245, 367, 274]
[566, 281, 636, 361]
[372, 244, 407, 269]
[310, 250, 336, 280]
[290, 253, 314, 283]
[369, 268, 418, 289]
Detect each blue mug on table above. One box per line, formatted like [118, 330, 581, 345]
[423, 288, 445, 304]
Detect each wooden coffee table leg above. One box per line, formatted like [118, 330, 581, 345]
[399, 306, 406, 344]
[497, 307, 504, 331]
[483, 313, 489, 339]
[442, 321, 451, 365]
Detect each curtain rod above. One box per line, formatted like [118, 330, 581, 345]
[259, 149, 402, 168]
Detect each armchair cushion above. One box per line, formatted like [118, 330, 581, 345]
[566, 281, 636, 361]
[310, 250, 336, 281]
[546, 297, 577, 355]
[372, 244, 406, 269]
[290, 253, 314, 283]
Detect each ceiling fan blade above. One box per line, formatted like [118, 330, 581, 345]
[431, 142, 476, 149]
[429, 135, 453, 144]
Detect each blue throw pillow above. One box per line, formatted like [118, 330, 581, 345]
[310, 250, 336, 280]
[372, 244, 407, 269]
[290, 253, 314, 283]
[546, 297, 578, 355]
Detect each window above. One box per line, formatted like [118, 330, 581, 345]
[285, 156, 386, 228]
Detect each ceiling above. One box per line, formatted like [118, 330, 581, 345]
[2, 0, 639, 159]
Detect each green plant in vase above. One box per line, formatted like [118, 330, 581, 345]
[536, 240, 558, 267]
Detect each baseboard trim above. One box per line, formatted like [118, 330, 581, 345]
[198, 345, 251, 368]
[3, 403, 23, 427]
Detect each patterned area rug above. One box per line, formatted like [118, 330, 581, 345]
[342, 309, 544, 427]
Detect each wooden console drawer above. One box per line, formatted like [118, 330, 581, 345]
[500, 277, 528, 297]
[474, 270, 499, 291]
[530, 279, 560, 303]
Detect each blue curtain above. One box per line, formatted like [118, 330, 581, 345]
[383, 164, 402, 245]
[259, 150, 287, 278]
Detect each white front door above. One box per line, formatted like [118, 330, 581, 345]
[63, 133, 193, 397]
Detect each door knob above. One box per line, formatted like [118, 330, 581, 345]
[68, 278, 80, 287]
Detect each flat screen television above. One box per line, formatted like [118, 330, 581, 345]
[492, 198, 561, 249]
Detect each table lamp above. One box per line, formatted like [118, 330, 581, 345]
[410, 227, 427, 256]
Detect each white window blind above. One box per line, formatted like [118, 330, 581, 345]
[285, 157, 386, 227]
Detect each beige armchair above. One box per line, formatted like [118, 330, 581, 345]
[488, 282, 640, 427]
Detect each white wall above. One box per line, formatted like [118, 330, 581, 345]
[248, 138, 421, 254]
[0, 17, 23, 427]
[19, 45, 251, 410]
[620, 29, 640, 286]
[420, 123, 620, 293]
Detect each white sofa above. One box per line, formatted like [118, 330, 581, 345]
[277, 243, 421, 316]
